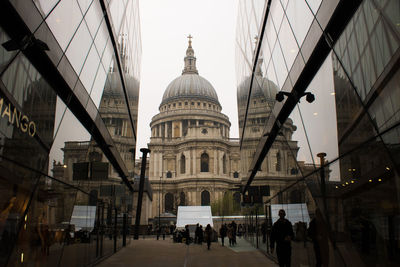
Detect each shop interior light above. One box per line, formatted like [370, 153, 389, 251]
[369, 179, 372, 182]
[386, 167, 390, 170]
[378, 178, 382, 182]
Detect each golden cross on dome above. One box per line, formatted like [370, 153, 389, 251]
[188, 34, 193, 47]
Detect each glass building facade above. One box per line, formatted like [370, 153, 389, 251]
[0, 0, 142, 266]
[236, 0, 400, 266]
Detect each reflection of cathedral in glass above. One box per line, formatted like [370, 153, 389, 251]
[99, 35, 139, 175]
[237, 56, 309, 203]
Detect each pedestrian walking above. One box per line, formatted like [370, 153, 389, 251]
[205, 224, 213, 250]
[227, 224, 234, 246]
[270, 209, 294, 267]
[219, 224, 227, 246]
[195, 223, 200, 244]
[231, 221, 237, 245]
[185, 225, 190, 245]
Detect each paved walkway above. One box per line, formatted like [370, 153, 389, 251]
[96, 237, 278, 267]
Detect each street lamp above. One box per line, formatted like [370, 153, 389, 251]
[157, 174, 162, 240]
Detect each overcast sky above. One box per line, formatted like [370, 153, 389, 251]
[136, 0, 239, 156]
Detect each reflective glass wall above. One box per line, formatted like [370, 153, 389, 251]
[0, 0, 141, 266]
[236, 0, 400, 266]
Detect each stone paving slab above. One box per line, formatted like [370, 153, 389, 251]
[96, 237, 278, 267]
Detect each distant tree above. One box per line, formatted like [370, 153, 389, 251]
[211, 191, 241, 217]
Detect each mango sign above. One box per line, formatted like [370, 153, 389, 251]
[0, 97, 36, 137]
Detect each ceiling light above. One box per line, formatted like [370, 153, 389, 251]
[378, 178, 382, 182]
[313, 112, 318, 116]
[330, 92, 336, 95]
[369, 179, 372, 182]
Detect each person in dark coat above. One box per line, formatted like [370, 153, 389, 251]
[219, 224, 227, 246]
[205, 224, 213, 250]
[231, 221, 237, 245]
[195, 223, 200, 244]
[270, 209, 294, 267]
[261, 221, 267, 243]
[185, 225, 190, 245]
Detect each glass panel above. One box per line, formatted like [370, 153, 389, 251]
[305, 0, 322, 15]
[277, 17, 298, 72]
[286, 0, 314, 47]
[384, 0, 400, 36]
[90, 66, 107, 108]
[270, 0, 284, 31]
[79, 44, 101, 93]
[0, 29, 16, 70]
[94, 19, 109, 59]
[369, 68, 400, 133]
[84, 0, 103, 38]
[45, 0, 83, 51]
[32, 0, 60, 17]
[271, 45, 287, 89]
[65, 21, 93, 75]
[77, 0, 93, 14]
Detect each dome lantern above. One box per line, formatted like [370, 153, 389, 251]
[182, 34, 198, 75]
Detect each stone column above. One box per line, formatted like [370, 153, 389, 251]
[188, 150, 191, 175]
[214, 150, 218, 175]
[180, 121, 183, 137]
[159, 153, 163, 178]
[150, 152, 154, 178]
[193, 149, 196, 175]
[176, 153, 180, 177]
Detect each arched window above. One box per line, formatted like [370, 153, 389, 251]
[180, 154, 186, 174]
[233, 171, 239, 178]
[222, 154, 227, 174]
[179, 192, 186, 206]
[276, 152, 281, 172]
[201, 190, 210, 206]
[165, 193, 174, 212]
[201, 153, 209, 172]
[166, 171, 172, 178]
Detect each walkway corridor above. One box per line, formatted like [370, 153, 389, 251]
[96, 237, 278, 267]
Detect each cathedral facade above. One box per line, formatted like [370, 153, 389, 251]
[147, 38, 307, 220]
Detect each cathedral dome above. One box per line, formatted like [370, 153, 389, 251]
[104, 69, 139, 100]
[237, 75, 278, 102]
[160, 35, 220, 107]
[237, 57, 278, 103]
[161, 74, 219, 105]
